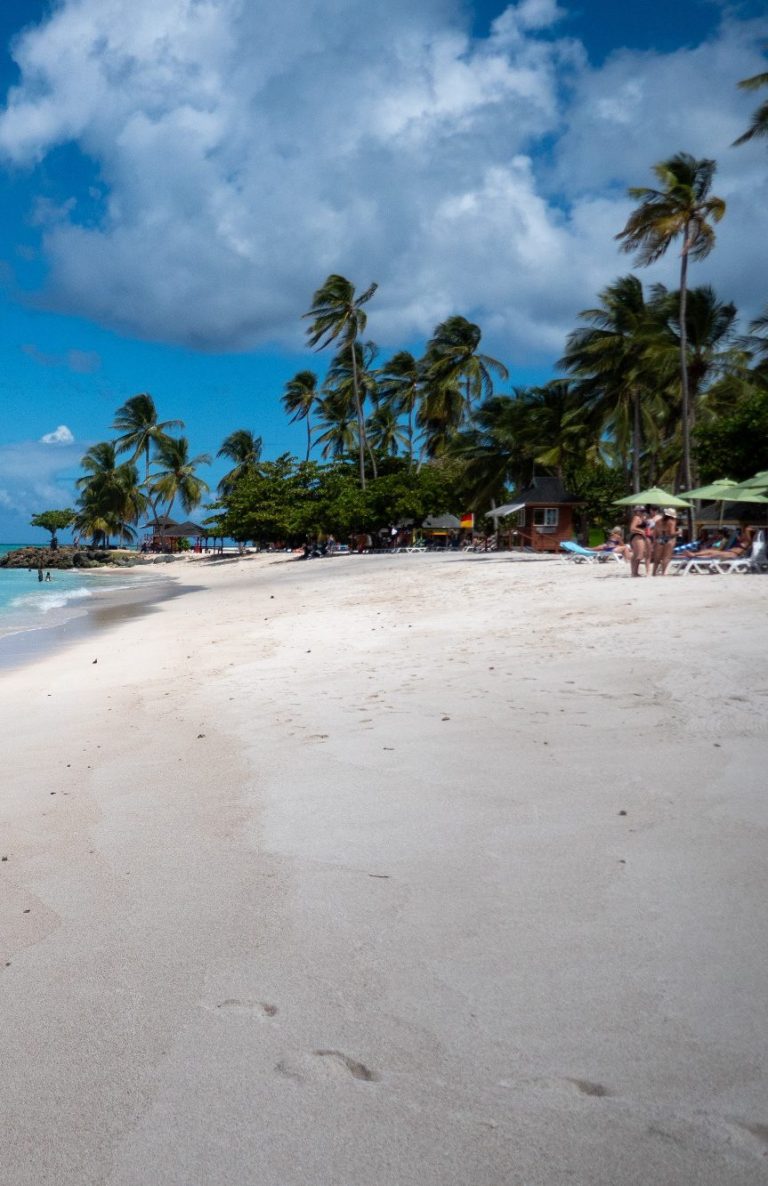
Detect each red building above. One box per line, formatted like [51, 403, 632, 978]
[498, 476, 582, 553]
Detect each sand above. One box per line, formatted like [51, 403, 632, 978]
[1, 553, 766, 1185]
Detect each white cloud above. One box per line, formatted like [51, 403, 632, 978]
[0, 0, 766, 364]
[0, 433, 83, 523]
[40, 424, 75, 445]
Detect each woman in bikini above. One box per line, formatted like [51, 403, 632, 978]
[628, 506, 651, 577]
[686, 528, 752, 561]
[652, 508, 678, 576]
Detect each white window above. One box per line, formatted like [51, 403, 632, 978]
[533, 508, 559, 527]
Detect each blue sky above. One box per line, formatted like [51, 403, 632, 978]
[0, 0, 766, 540]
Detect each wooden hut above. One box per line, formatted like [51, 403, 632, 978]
[500, 477, 582, 553]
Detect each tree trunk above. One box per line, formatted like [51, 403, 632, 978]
[679, 233, 695, 536]
[306, 416, 312, 463]
[679, 235, 692, 491]
[349, 341, 367, 489]
[631, 389, 642, 493]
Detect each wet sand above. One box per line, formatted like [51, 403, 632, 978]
[0, 553, 766, 1185]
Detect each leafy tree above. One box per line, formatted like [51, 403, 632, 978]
[112, 393, 183, 481]
[422, 315, 508, 426]
[376, 350, 422, 467]
[217, 429, 263, 495]
[150, 436, 211, 519]
[694, 380, 768, 482]
[30, 508, 75, 549]
[733, 66, 768, 146]
[304, 274, 378, 488]
[75, 442, 147, 544]
[282, 371, 319, 461]
[560, 275, 664, 492]
[617, 153, 726, 491]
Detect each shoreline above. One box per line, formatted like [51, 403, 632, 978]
[1, 554, 766, 1185]
[0, 566, 182, 672]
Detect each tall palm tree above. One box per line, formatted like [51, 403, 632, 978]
[733, 70, 768, 146]
[76, 442, 147, 545]
[112, 393, 184, 482]
[281, 371, 319, 461]
[323, 340, 380, 478]
[616, 153, 726, 491]
[377, 351, 422, 468]
[304, 274, 378, 488]
[366, 402, 409, 457]
[313, 391, 359, 460]
[417, 381, 465, 458]
[422, 316, 508, 426]
[560, 274, 662, 492]
[216, 429, 263, 496]
[150, 437, 211, 520]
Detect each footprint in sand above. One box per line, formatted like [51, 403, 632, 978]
[210, 999, 278, 1018]
[275, 1050, 379, 1083]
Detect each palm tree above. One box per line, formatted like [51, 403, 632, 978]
[560, 275, 662, 492]
[323, 340, 380, 478]
[733, 69, 768, 146]
[112, 393, 184, 481]
[417, 382, 465, 458]
[150, 437, 211, 520]
[314, 391, 359, 460]
[76, 442, 147, 545]
[304, 274, 378, 487]
[366, 402, 409, 457]
[422, 316, 508, 426]
[282, 371, 319, 461]
[377, 351, 422, 468]
[616, 153, 726, 492]
[216, 429, 263, 496]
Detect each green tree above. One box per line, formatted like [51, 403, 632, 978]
[150, 437, 211, 519]
[733, 67, 768, 146]
[304, 274, 378, 488]
[422, 315, 508, 426]
[112, 393, 183, 481]
[216, 430, 263, 496]
[377, 350, 422, 468]
[282, 371, 319, 461]
[30, 508, 75, 549]
[75, 442, 148, 543]
[693, 379, 768, 481]
[560, 274, 663, 492]
[616, 153, 726, 491]
[314, 390, 359, 460]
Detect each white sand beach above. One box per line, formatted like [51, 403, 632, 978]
[1, 553, 766, 1186]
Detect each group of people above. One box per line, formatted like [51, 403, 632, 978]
[594, 508, 754, 577]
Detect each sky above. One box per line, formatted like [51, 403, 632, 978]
[0, 0, 766, 540]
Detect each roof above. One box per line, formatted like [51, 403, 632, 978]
[506, 476, 581, 506]
[697, 501, 768, 525]
[142, 518, 208, 536]
[422, 514, 461, 530]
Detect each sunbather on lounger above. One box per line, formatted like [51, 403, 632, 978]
[687, 529, 752, 560]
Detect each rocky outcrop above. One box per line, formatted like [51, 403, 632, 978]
[0, 546, 142, 570]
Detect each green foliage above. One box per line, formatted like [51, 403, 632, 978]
[564, 464, 627, 532]
[209, 455, 461, 543]
[694, 383, 768, 481]
[30, 508, 75, 545]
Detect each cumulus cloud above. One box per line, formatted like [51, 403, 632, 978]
[0, 431, 83, 524]
[40, 424, 75, 445]
[0, 0, 766, 362]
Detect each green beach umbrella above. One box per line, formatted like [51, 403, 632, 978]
[614, 487, 691, 508]
[679, 478, 739, 499]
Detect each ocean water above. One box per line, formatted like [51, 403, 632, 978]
[0, 544, 141, 643]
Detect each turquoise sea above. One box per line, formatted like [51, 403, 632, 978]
[0, 544, 145, 644]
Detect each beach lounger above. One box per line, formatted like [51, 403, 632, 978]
[560, 541, 624, 564]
